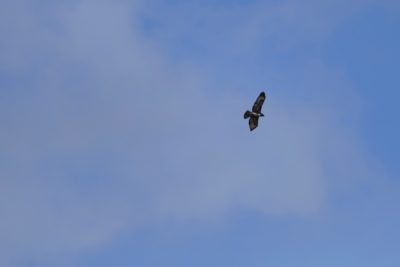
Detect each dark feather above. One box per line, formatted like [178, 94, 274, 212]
[252, 92, 266, 113]
[249, 116, 259, 131]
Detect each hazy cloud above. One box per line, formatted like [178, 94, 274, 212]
[0, 0, 384, 265]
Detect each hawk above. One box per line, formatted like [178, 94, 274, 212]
[244, 92, 266, 131]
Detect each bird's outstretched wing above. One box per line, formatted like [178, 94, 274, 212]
[249, 116, 259, 131]
[252, 92, 266, 113]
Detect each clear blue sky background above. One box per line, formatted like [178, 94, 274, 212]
[1, 0, 400, 266]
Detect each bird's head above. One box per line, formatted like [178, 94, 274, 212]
[260, 113, 265, 117]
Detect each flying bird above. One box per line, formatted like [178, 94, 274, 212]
[244, 92, 266, 131]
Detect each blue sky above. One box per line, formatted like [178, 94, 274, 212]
[1, 0, 400, 266]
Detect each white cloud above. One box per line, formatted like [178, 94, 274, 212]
[0, 0, 384, 265]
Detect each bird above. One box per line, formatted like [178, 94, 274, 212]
[244, 92, 266, 131]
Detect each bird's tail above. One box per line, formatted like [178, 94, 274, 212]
[244, 110, 251, 119]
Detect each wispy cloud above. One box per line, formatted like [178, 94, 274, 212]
[0, 0, 387, 266]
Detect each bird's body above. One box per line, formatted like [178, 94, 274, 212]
[244, 92, 266, 131]
[244, 111, 263, 117]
